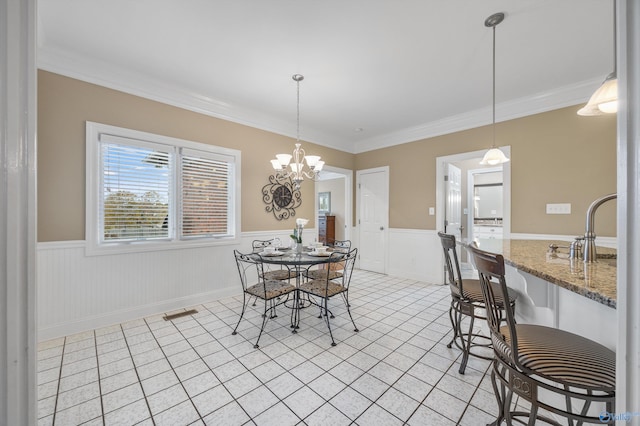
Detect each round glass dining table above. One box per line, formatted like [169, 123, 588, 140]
[251, 247, 346, 331]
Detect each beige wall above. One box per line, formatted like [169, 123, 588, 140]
[38, 70, 617, 241]
[37, 70, 355, 241]
[356, 106, 617, 237]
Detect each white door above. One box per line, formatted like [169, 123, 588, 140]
[445, 163, 463, 240]
[357, 167, 388, 273]
[445, 163, 465, 267]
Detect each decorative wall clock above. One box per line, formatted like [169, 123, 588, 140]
[262, 174, 302, 220]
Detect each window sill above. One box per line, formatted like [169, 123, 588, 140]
[84, 235, 240, 256]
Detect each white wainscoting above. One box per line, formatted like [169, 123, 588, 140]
[387, 229, 444, 284]
[37, 229, 613, 341]
[36, 230, 303, 341]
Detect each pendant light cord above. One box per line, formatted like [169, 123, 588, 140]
[612, 0, 617, 76]
[492, 23, 496, 149]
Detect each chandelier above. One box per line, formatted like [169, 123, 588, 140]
[270, 74, 324, 189]
[480, 13, 510, 166]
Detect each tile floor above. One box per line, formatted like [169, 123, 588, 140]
[37, 270, 508, 425]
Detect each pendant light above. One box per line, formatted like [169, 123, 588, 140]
[577, 0, 617, 116]
[480, 12, 510, 166]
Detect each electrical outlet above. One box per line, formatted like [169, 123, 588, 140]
[546, 203, 571, 214]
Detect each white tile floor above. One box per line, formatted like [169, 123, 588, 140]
[37, 270, 506, 425]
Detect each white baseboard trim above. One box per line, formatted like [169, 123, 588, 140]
[38, 286, 239, 341]
[37, 240, 86, 250]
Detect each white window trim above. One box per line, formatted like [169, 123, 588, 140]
[86, 121, 241, 255]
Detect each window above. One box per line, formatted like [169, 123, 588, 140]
[86, 122, 241, 254]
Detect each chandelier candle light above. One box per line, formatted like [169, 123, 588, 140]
[480, 12, 510, 166]
[271, 75, 324, 189]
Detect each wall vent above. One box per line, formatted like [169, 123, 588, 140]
[163, 309, 198, 321]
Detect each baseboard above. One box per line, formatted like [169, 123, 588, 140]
[38, 286, 239, 341]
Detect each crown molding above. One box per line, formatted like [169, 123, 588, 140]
[39, 46, 599, 155]
[37, 47, 350, 152]
[353, 78, 602, 153]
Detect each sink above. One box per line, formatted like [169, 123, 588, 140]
[597, 257, 617, 267]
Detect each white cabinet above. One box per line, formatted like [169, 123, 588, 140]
[473, 226, 502, 239]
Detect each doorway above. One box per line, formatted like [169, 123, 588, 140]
[467, 167, 503, 242]
[356, 166, 389, 274]
[314, 165, 353, 244]
[436, 147, 511, 274]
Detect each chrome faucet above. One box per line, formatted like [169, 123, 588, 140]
[583, 193, 617, 263]
[548, 236, 583, 259]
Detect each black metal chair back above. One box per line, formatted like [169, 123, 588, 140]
[234, 249, 262, 290]
[252, 238, 280, 251]
[233, 250, 266, 292]
[467, 244, 520, 368]
[331, 239, 351, 251]
[437, 232, 466, 297]
[336, 248, 357, 290]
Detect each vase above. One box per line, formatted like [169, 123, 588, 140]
[294, 242, 303, 254]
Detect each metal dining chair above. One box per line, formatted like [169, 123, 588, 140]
[298, 248, 358, 347]
[468, 244, 615, 425]
[438, 232, 517, 374]
[232, 250, 295, 349]
[304, 239, 351, 281]
[252, 238, 298, 281]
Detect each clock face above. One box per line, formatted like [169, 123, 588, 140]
[273, 185, 293, 208]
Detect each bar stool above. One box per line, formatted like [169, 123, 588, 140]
[438, 232, 517, 374]
[468, 244, 615, 425]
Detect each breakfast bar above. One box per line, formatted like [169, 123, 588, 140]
[465, 238, 617, 350]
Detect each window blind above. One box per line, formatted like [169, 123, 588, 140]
[100, 138, 171, 242]
[180, 151, 231, 238]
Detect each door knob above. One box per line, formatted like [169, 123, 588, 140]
[380, 226, 384, 231]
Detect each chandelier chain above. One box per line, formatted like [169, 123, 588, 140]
[296, 76, 300, 142]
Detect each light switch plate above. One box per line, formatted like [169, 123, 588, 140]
[546, 203, 571, 214]
[429, 207, 435, 215]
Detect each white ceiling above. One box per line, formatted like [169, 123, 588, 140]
[37, 0, 614, 154]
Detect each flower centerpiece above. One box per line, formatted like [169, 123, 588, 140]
[290, 218, 308, 252]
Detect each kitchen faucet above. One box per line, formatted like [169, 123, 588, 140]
[583, 193, 617, 263]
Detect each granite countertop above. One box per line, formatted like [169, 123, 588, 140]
[467, 239, 617, 309]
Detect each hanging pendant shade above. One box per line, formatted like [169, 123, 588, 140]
[480, 147, 510, 166]
[577, 73, 618, 116]
[578, 1, 618, 116]
[481, 12, 509, 166]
